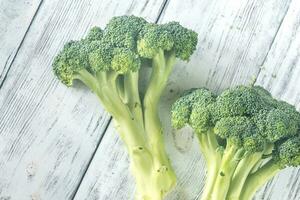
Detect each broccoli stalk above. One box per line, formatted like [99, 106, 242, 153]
[171, 86, 300, 200]
[196, 130, 221, 200]
[52, 16, 198, 200]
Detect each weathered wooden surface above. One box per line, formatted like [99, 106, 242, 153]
[1, 0, 300, 199]
[0, 0, 166, 199]
[0, 0, 42, 85]
[74, 0, 298, 200]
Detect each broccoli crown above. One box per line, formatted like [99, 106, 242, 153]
[171, 85, 300, 162]
[53, 15, 198, 86]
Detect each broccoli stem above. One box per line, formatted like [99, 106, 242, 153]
[226, 152, 263, 200]
[240, 160, 280, 200]
[124, 71, 144, 127]
[76, 56, 178, 199]
[227, 143, 274, 200]
[197, 130, 222, 200]
[80, 63, 175, 199]
[77, 69, 146, 146]
[114, 114, 175, 200]
[211, 142, 240, 200]
[113, 110, 175, 200]
[142, 49, 177, 193]
[114, 120, 162, 200]
[76, 69, 99, 93]
[92, 69, 173, 200]
[200, 162, 219, 200]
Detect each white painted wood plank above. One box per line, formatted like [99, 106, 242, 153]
[0, 0, 166, 199]
[74, 0, 292, 199]
[74, 123, 136, 200]
[253, 0, 300, 199]
[0, 0, 42, 85]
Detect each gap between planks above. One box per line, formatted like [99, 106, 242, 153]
[70, 117, 112, 199]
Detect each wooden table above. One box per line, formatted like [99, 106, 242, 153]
[0, 0, 299, 199]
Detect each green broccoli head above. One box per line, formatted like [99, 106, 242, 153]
[172, 85, 300, 200]
[171, 85, 300, 158]
[53, 15, 198, 87]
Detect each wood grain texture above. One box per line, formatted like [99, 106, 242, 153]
[0, 0, 42, 86]
[74, 123, 136, 200]
[253, 0, 300, 199]
[0, 0, 165, 199]
[74, 0, 293, 199]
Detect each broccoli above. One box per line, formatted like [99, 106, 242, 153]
[53, 15, 198, 200]
[171, 85, 300, 200]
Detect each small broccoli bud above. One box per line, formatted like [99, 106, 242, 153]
[189, 104, 212, 134]
[171, 99, 191, 129]
[276, 100, 300, 121]
[111, 48, 141, 74]
[53, 40, 89, 86]
[242, 132, 265, 153]
[253, 86, 278, 109]
[171, 88, 215, 130]
[188, 90, 215, 133]
[274, 136, 300, 168]
[103, 15, 147, 49]
[88, 42, 112, 72]
[85, 26, 103, 41]
[162, 22, 198, 61]
[215, 116, 256, 147]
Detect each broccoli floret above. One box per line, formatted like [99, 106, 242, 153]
[85, 27, 103, 41]
[52, 15, 198, 200]
[162, 22, 198, 61]
[171, 85, 300, 200]
[137, 23, 174, 58]
[171, 88, 215, 130]
[111, 48, 141, 74]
